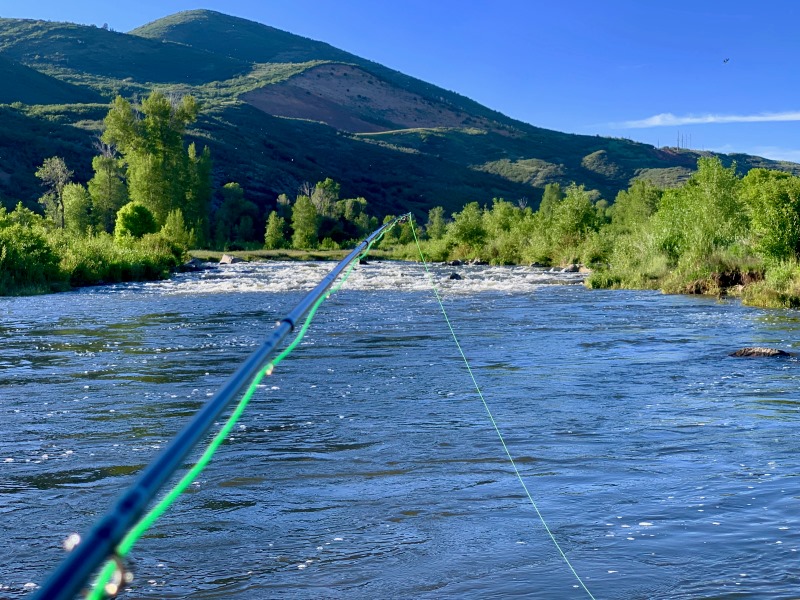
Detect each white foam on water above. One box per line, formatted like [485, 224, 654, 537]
[147, 261, 585, 296]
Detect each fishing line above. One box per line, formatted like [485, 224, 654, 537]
[86, 224, 396, 599]
[410, 221, 596, 599]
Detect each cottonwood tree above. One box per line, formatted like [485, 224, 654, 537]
[264, 211, 287, 249]
[291, 195, 319, 249]
[214, 183, 260, 248]
[35, 156, 73, 228]
[62, 183, 93, 235]
[88, 150, 128, 233]
[102, 91, 205, 227]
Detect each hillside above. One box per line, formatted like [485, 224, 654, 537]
[0, 54, 102, 104]
[1, 9, 799, 219]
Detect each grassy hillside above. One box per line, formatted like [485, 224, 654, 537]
[0, 54, 102, 104]
[0, 18, 250, 93]
[1, 9, 799, 221]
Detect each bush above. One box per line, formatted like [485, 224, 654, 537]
[0, 224, 62, 294]
[115, 202, 159, 239]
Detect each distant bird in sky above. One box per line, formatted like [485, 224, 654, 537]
[723, 58, 730, 63]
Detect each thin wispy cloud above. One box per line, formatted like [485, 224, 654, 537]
[618, 111, 800, 128]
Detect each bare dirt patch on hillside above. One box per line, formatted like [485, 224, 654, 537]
[242, 63, 497, 133]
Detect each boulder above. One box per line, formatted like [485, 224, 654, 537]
[359, 258, 369, 265]
[219, 254, 244, 265]
[448, 272, 463, 280]
[730, 347, 794, 358]
[181, 258, 211, 272]
[448, 260, 463, 266]
[561, 264, 579, 273]
[469, 259, 489, 266]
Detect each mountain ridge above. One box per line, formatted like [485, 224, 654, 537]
[1, 9, 798, 219]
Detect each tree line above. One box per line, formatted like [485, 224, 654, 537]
[5, 88, 800, 309]
[390, 157, 800, 308]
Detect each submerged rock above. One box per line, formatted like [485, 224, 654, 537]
[730, 347, 794, 357]
[181, 258, 212, 272]
[448, 272, 462, 280]
[219, 254, 244, 265]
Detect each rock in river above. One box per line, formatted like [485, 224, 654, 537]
[730, 347, 794, 357]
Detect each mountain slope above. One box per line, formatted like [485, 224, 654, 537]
[1, 10, 799, 219]
[0, 54, 103, 104]
[0, 18, 250, 87]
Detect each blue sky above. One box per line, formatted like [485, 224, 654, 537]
[3, 0, 800, 162]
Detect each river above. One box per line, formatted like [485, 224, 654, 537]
[1, 261, 799, 599]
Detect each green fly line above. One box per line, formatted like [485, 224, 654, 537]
[87, 227, 393, 599]
[88, 217, 594, 599]
[409, 220, 596, 599]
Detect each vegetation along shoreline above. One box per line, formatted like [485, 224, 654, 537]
[2, 91, 800, 310]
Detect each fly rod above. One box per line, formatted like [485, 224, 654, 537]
[33, 213, 412, 600]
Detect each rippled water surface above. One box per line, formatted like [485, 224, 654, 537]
[2, 261, 799, 599]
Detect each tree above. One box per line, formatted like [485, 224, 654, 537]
[185, 142, 212, 245]
[425, 206, 447, 240]
[538, 182, 564, 219]
[62, 183, 93, 235]
[115, 202, 159, 239]
[291, 195, 319, 249]
[35, 157, 73, 228]
[311, 178, 340, 218]
[161, 208, 195, 250]
[264, 210, 287, 249]
[88, 154, 128, 233]
[550, 184, 597, 248]
[448, 202, 486, 250]
[102, 92, 200, 224]
[740, 169, 800, 261]
[611, 179, 661, 233]
[652, 157, 744, 262]
[214, 182, 260, 248]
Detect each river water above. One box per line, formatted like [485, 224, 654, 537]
[1, 261, 799, 599]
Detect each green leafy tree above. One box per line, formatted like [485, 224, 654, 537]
[311, 178, 340, 218]
[291, 195, 319, 249]
[740, 168, 800, 261]
[549, 184, 597, 249]
[425, 206, 447, 240]
[185, 142, 212, 245]
[115, 202, 159, 239]
[35, 156, 73, 228]
[448, 202, 487, 251]
[264, 210, 287, 249]
[214, 182, 260, 248]
[652, 157, 744, 262]
[62, 183, 93, 235]
[538, 182, 564, 219]
[102, 92, 200, 224]
[9, 202, 44, 228]
[610, 180, 661, 233]
[160, 208, 196, 251]
[88, 154, 128, 233]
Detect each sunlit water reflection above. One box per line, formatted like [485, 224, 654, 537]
[1, 261, 799, 598]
